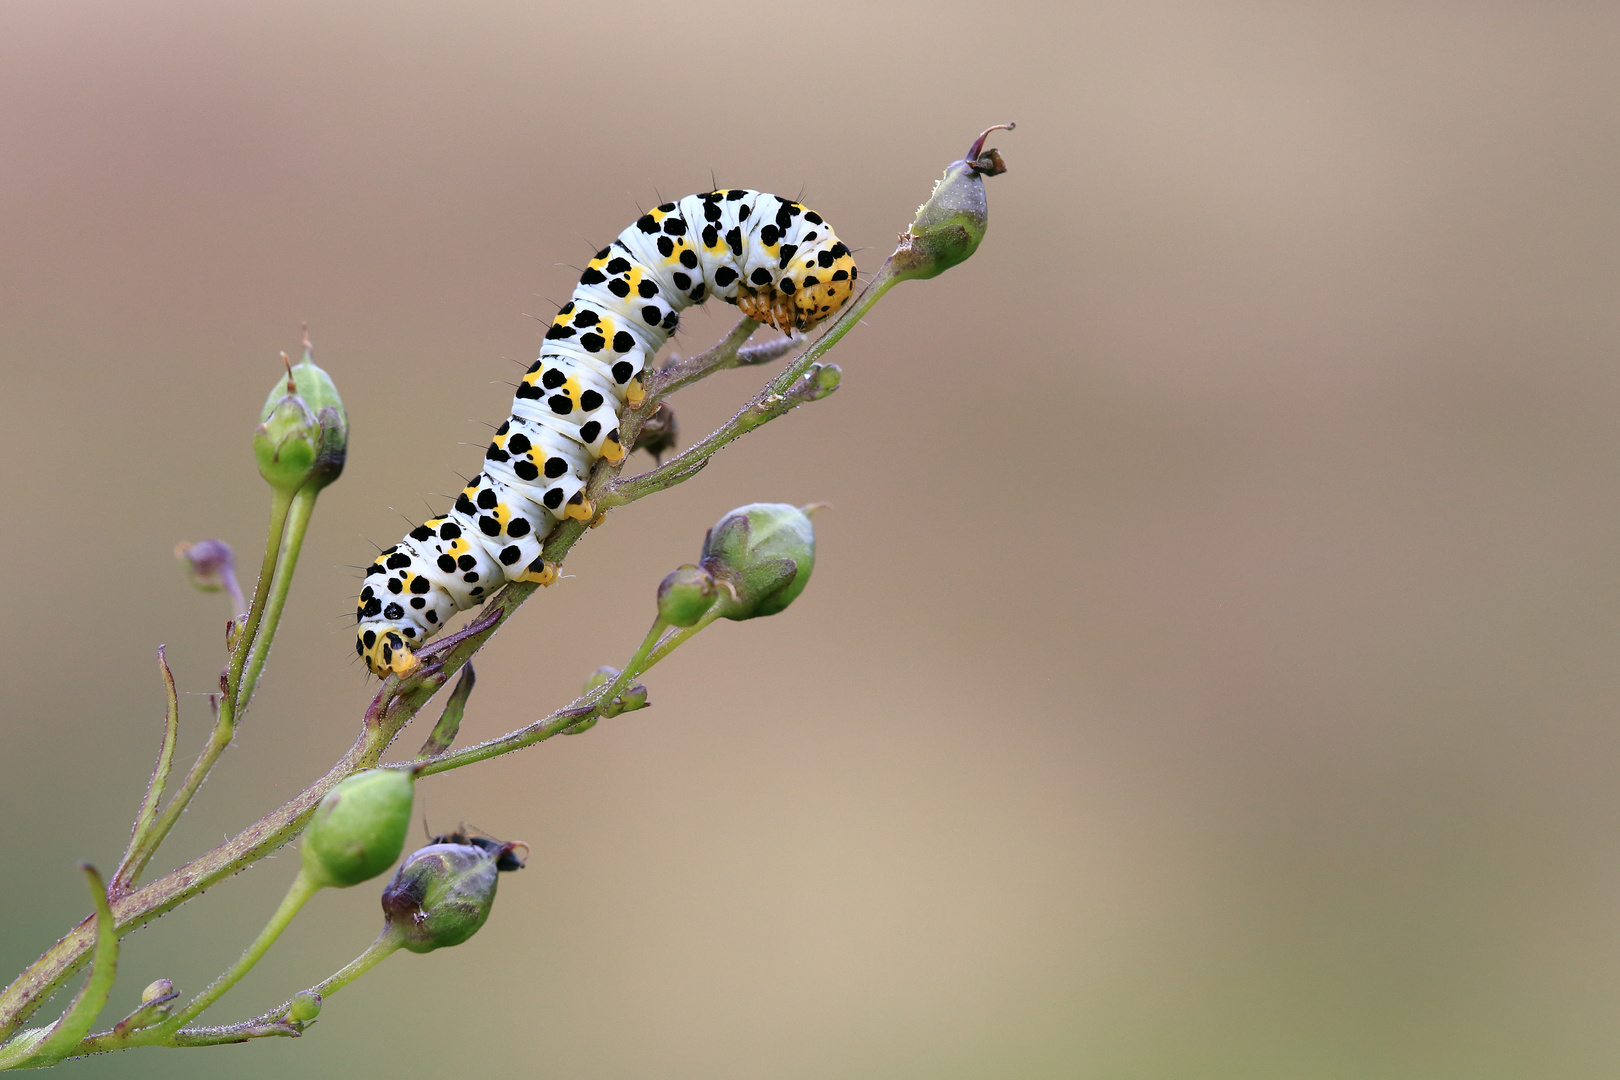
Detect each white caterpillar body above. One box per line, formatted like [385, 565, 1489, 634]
[357, 189, 857, 677]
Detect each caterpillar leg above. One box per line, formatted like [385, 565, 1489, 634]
[563, 492, 596, 521]
[513, 557, 558, 585]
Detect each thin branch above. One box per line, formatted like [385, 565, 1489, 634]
[112, 650, 182, 895]
[0, 868, 118, 1069]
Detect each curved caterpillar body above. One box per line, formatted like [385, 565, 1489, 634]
[357, 189, 858, 677]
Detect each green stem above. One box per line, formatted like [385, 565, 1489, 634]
[112, 650, 182, 894]
[226, 487, 295, 704]
[115, 487, 295, 890]
[592, 618, 670, 708]
[161, 870, 321, 1034]
[306, 935, 401, 999]
[0, 868, 119, 1070]
[236, 484, 319, 719]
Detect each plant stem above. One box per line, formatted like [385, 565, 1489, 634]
[0, 868, 118, 1070]
[236, 484, 319, 719]
[112, 651, 182, 894]
[227, 487, 295, 704]
[114, 486, 296, 890]
[305, 935, 402, 1000]
[161, 870, 321, 1034]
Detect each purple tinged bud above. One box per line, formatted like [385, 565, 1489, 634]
[895, 124, 1014, 280]
[633, 402, 678, 464]
[379, 835, 524, 953]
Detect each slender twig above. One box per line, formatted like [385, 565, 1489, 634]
[115, 487, 296, 889]
[0, 868, 118, 1069]
[236, 484, 319, 719]
[112, 651, 182, 895]
[163, 871, 321, 1033]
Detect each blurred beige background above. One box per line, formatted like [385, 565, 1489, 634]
[4, 1, 1620, 1076]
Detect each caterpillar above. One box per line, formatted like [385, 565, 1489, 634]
[357, 190, 858, 677]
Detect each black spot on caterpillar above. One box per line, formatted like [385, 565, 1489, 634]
[358, 190, 858, 677]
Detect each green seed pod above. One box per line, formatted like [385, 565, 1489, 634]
[253, 332, 348, 494]
[898, 124, 1014, 281]
[301, 768, 415, 889]
[699, 503, 817, 621]
[380, 836, 522, 954]
[657, 564, 717, 627]
[285, 991, 322, 1025]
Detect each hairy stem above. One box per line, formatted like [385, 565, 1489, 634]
[236, 484, 319, 719]
[163, 870, 321, 1033]
[112, 651, 181, 894]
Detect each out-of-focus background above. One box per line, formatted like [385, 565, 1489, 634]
[4, 2, 1619, 1076]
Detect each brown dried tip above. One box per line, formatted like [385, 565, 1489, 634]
[965, 123, 1015, 176]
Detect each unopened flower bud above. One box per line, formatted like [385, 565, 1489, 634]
[657, 565, 717, 627]
[285, 991, 322, 1024]
[380, 835, 523, 953]
[175, 539, 245, 617]
[897, 124, 1014, 281]
[809, 363, 841, 400]
[254, 332, 348, 494]
[699, 503, 817, 621]
[301, 768, 415, 889]
[633, 402, 678, 463]
[174, 540, 233, 592]
[113, 979, 180, 1036]
[618, 684, 648, 712]
[583, 665, 618, 695]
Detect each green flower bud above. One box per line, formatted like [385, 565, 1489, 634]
[582, 665, 619, 695]
[699, 503, 817, 621]
[657, 565, 717, 627]
[113, 979, 179, 1036]
[379, 835, 523, 953]
[897, 124, 1014, 280]
[618, 684, 648, 712]
[301, 768, 415, 889]
[285, 991, 322, 1025]
[140, 978, 175, 1004]
[253, 330, 348, 494]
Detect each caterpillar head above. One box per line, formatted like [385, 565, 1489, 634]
[358, 624, 420, 678]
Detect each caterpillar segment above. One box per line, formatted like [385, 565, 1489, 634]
[358, 190, 857, 677]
